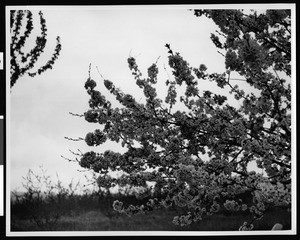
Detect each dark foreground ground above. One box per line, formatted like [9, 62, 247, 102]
[10, 193, 291, 231]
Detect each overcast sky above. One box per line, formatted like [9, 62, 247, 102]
[7, 5, 294, 192]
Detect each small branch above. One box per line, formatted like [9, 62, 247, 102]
[229, 78, 247, 81]
[64, 136, 84, 141]
[163, 64, 172, 81]
[216, 30, 227, 38]
[82, 181, 97, 188]
[155, 56, 161, 65]
[272, 65, 288, 91]
[88, 63, 91, 78]
[69, 112, 84, 117]
[226, 72, 248, 101]
[77, 169, 89, 173]
[227, 70, 231, 83]
[217, 50, 225, 57]
[77, 149, 84, 155]
[69, 149, 83, 157]
[61, 155, 78, 163]
[264, 82, 282, 119]
[230, 148, 244, 163]
[232, 170, 248, 177]
[96, 66, 105, 80]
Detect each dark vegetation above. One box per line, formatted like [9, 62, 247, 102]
[10, 168, 291, 231]
[10, 191, 291, 231]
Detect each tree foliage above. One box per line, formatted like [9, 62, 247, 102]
[10, 10, 62, 88]
[71, 9, 292, 229]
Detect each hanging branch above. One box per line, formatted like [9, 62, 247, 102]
[10, 10, 62, 88]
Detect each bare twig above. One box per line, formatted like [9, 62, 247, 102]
[217, 50, 225, 57]
[69, 112, 84, 117]
[229, 78, 247, 81]
[155, 56, 161, 65]
[64, 136, 84, 141]
[61, 155, 78, 163]
[88, 63, 91, 78]
[69, 149, 83, 157]
[96, 66, 105, 80]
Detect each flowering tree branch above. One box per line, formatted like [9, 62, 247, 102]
[68, 9, 291, 230]
[10, 10, 62, 88]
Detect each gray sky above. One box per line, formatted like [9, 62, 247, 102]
[7, 5, 294, 192]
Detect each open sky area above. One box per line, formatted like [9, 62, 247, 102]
[7, 4, 294, 193]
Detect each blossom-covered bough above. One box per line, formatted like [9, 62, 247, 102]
[10, 10, 62, 88]
[69, 9, 292, 230]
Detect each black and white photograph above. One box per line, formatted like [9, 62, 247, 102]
[5, 3, 296, 236]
